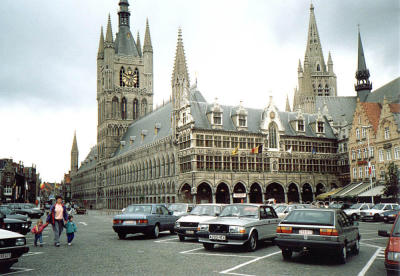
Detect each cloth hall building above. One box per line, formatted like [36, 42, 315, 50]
[71, 1, 354, 209]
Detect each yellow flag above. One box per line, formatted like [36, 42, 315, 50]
[231, 146, 239, 156]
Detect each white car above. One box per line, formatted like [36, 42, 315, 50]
[0, 226, 29, 272]
[360, 203, 399, 221]
[274, 204, 305, 219]
[344, 203, 373, 220]
[174, 204, 225, 241]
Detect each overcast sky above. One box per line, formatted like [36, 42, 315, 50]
[0, 0, 398, 182]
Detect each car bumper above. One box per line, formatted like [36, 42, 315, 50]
[275, 237, 344, 252]
[0, 246, 29, 265]
[361, 215, 381, 221]
[175, 227, 198, 237]
[197, 231, 249, 245]
[113, 225, 153, 234]
[383, 216, 397, 223]
[385, 262, 400, 273]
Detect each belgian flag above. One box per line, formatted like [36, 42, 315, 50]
[231, 146, 239, 156]
[251, 145, 263, 154]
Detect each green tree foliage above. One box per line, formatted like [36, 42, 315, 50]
[384, 162, 399, 201]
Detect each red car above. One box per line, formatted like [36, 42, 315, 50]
[379, 211, 400, 276]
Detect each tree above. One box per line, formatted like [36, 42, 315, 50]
[383, 162, 399, 202]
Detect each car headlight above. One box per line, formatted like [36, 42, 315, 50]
[15, 238, 25, 246]
[6, 224, 11, 229]
[387, 252, 400, 262]
[229, 226, 246, 234]
[175, 222, 180, 228]
[197, 224, 209, 231]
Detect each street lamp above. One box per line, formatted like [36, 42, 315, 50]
[362, 125, 374, 205]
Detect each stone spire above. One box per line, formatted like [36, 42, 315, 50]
[136, 32, 142, 57]
[285, 95, 291, 112]
[305, 3, 326, 72]
[143, 18, 153, 53]
[327, 51, 333, 73]
[105, 14, 113, 44]
[71, 131, 79, 173]
[355, 29, 372, 100]
[172, 28, 190, 87]
[97, 26, 104, 59]
[298, 59, 303, 73]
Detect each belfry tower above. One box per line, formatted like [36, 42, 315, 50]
[293, 4, 337, 113]
[96, 0, 154, 160]
[354, 29, 372, 101]
[71, 131, 79, 174]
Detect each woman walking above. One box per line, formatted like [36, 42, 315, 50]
[46, 195, 68, 247]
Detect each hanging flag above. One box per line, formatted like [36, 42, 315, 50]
[231, 146, 239, 156]
[287, 146, 292, 154]
[251, 145, 263, 154]
[368, 161, 372, 175]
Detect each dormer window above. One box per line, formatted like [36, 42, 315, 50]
[298, 120, 304, 131]
[213, 112, 222, 125]
[239, 115, 247, 127]
[317, 121, 324, 133]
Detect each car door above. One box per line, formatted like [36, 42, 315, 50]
[260, 206, 279, 238]
[160, 205, 173, 231]
[338, 211, 356, 244]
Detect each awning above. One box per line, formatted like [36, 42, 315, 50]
[358, 186, 385, 197]
[316, 187, 344, 200]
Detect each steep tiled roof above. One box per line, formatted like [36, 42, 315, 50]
[366, 77, 400, 104]
[78, 146, 98, 172]
[389, 103, 400, 113]
[360, 102, 381, 133]
[315, 96, 357, 124]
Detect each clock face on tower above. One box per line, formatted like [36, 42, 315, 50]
[122, 68, 138, 87]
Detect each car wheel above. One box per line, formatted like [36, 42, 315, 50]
[118, 232, 126, 240]
[245, 232, 258, 252]
[203, 243, 214, 250]
[170, 229, 175, 234]
[374, 214, 380, 222]
[0, 263, 12, 272]
[282, 248, 293, 260]
[152, 224, 160, 239]
[352, 239, 360, 255]
[178, 234, 185, 242]
[338, 245, 347, 264]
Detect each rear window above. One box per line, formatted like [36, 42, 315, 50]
[283, 210, 334, 226]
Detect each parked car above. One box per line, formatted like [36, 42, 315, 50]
[5, 203, 43, 219]
[0, 215, 29, 272]
[112, 204, 178, 239]
[378, 212, 400, 276]
[197, 204, 279, 251]
[344, 203, 374, 221]
[382, 206, 400, 224]
[0, 206, 31, 223]
[1, 216, 31, 235]
[174, 204, 225, 241]
[329, 202, 353, 210]
[361, 203, 399, 222]
[168, 203, 195, 218]
[75, 205, 87, 215]
[275, 204, 305, 219]
[275, 208, 360, 264]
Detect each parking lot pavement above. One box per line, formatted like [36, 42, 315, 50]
[8, 213, 394, 276]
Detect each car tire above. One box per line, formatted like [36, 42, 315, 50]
[352, 239, 360, 255]
[203, 243, 214, 250]
[282, 248, 293, 260]
[245, 232, 258, 252]
[178, 234, 185, 242]
[118, 232, 126, 240]
[338, 245, 347, 264]
[0, 263, 12, 272]
[152, 224, 160, 239]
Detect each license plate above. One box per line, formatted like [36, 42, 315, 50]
[299, 229, 313, 235]
[186, 230, 194, 235]
[209, 234, 226, 241]
[124, 220, 136, 225]
[0, 253, 11, 260]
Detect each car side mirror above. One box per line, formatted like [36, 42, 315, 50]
[215, 213, 220, 217]
[168, 211, 173, 215]
[284, 211, 288, 214]
[378, 230, 390, 237]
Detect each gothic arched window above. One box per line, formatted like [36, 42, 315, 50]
[324, 85, 330, 96]
[112, 97, 119, 118]
[120, 67, 126, 87]
[316, 64, 321, 71]
[141, 99, 147, 116]
[133, 99, 139, 120]
[121, 97, 127, 120]
[317, 84, 323, 96]
[268, 123, 277, 149]
[134, 68, 139, 88]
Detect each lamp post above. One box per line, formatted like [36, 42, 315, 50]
[362, 125, 374, 205]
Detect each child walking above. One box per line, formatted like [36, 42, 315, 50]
[66, 215, 77, 245]
[31, 219, 49, 247]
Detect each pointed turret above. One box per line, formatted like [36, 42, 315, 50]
[172, 28, 190, 87]
[97, 26, 105, 60]
[355, 29, 372, 101]
[143, 18, 153, 53]
[105, 14, 113, 44]
[285, 95, 291, 112]
[298, 59, 303, 73]
[136, 32, 142, 57]
[71, 131, 79, 174]
[305, 3, 326, 72]
[327, 51, 333, 73]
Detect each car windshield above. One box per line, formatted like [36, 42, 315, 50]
[372, 204, 385, 210]
[190, 205, 221, 216]
[275, 206, 287, 213]
[125, 205, 152, 214]
[24, 204, 36, 208]
[0, 207, 12, 215]
[169, 204, 187, 212]
[283, 210, 334, 226]
[330, 204, 342, 209]
[350, 203, 362, 209]
[219, 205, 258, 218]
[394, 206, 400, 211]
